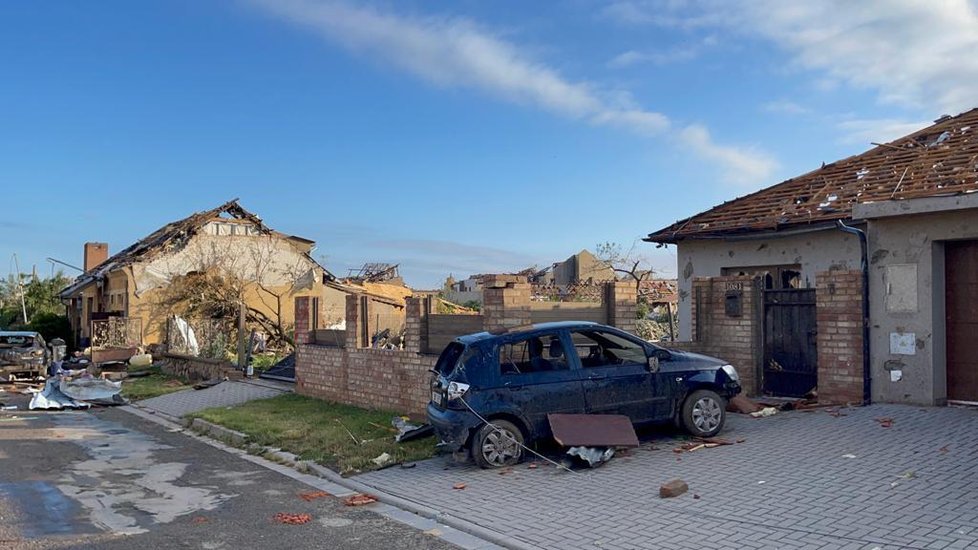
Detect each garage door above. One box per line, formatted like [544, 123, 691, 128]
[946, 240, 978, 402]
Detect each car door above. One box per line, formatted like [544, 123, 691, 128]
[570, 328, 662, 423]
[495, 330, 586, 438]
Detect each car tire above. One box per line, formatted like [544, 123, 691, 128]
[681, 389, 726, 437]
[471, 419, 524, 469]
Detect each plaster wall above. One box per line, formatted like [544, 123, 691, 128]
[864, 207, 978, 405]
[675, 230, 861, 339]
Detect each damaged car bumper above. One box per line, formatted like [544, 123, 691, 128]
[426, 402, 480, 451]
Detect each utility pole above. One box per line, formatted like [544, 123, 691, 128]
[12, 254, 28, 324]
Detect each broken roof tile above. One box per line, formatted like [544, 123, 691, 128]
[647, 108, 978, 243]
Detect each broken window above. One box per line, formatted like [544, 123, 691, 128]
[570, 330, 647, 368]
[721, 264, 803, 290]
[499, 333, 568, 375]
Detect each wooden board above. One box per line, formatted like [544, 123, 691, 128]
[427, 314, 484, 354]
[547, 413, 639, 448]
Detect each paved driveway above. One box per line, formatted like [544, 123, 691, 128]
[135, 379, 290, 418]
[356, 404, 978, 550]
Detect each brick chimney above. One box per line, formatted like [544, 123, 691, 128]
[83, 242, 109, 272]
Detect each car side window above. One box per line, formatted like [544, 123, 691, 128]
[571, 330, 647, 368]
[498, 333, 569, 376]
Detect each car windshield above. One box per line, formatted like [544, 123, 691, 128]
[0, 335, 33, 347]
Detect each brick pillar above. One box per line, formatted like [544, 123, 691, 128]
[606, 280, 638, 334]
[294, 296, 311, 345]
[482, 275, 531, 332]
[404, 296, 429, 353]
[816, 270, 865, 404]
[345, 294, 364, 349]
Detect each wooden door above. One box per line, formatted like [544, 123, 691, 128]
[946, 240, 978, 402]
[763, 289, 818, 397]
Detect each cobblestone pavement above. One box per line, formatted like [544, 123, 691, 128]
[136, 379, 290, 417]
[356, 404, 978, 550]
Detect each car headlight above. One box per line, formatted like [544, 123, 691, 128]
[721, 364, 740, 382]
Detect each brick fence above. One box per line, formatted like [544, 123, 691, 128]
[295, 275, 640, 416]
[673, 270, 864, 403]
[815, 270, 864, 404]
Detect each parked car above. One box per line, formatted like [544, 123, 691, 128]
[0, 331, 48, 379]
[427, 321, 741, 468]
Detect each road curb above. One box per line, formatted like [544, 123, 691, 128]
[302, 462, 538, 550]
[117, 405, 524, 549]
[187, 417, 249, 446]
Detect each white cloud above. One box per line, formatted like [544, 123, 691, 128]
[836, 117, 930, 145]
[679, 124, 778, 185]
[604, 0, 978, 114]
[762, 99, 809, 115]
[248, 0, 774, 184]
[608, 45, 697, 68]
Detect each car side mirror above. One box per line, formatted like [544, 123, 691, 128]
[647, 355, 660, 372]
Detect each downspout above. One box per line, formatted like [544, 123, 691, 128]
[836, 220, 871, 404]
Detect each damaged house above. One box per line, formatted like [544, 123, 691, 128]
[647, 108, 978, 407]
[59, 199, 343, 351]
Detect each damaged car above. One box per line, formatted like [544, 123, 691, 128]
[0, 331, 48, 379]
[427, 321, 741, 468]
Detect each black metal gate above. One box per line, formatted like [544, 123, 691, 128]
[763, 289, 817, 397]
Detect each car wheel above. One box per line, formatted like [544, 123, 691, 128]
[681, 389, 726, 437]
[471, 419, 524, 469]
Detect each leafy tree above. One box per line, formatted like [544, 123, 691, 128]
[0, 271, 72, 328]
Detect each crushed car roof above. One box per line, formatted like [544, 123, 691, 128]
[647, 108, 978, 243]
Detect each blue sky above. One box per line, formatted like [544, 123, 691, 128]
[2, 1, 975, 287]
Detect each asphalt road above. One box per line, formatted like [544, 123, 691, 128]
[0, 391, 457, 550]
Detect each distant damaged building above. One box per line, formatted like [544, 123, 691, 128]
[59, 199, 340, 349]
[647, 109, 978, 406]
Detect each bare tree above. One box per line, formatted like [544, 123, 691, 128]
[152, 233, 317, 349]
[594, 240, 655, 292]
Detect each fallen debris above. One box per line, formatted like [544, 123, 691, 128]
[566, 446, 615, 468]
[193, 378, 223, 390]
[298, 491, 330, 502]
[548, 414, 639, 448]
[452, 483, 467, 490]
[727, 394, 763, 414]
[939, 445, 950, 454]
[190, 516, 210, 525]
[273, 512, 311, 525]
[875, 417, 894, 428]
[841, 453, 857, 459]
[342, 494, 378, 507]
[659, 479, 688, 498]
[371, 452, 393, 467]
[391, 416, 434, 443]
[750, 407, 778, 418]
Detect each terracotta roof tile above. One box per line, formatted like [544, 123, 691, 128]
[647, 108, 978, 243]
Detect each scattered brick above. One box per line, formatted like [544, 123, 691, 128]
[659, 479, 689, 498]
[298, 491, 330, 502]
[273, 513, 311, 525]
[343, 493, 378, 507]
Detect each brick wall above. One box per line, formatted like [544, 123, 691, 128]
[815, 270, 864, 404]
[296, 344, 437, 417]
[670, 276, 761, 395]
[295, 274, 643, 415]
[607, 281, 638, 334]
[295, 296, 311, 345]
[482, 275, 531, 332]
[161, 353, 243, 382]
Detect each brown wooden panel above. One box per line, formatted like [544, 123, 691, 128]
[312, 329, 346, 347]
[946, 240, 978, 401]
[426, 315, 484, 354]
[529, 306, 608, 325]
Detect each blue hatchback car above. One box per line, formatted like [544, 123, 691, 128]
[427, 321, 742, 468]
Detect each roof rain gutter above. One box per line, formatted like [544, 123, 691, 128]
[835, 220, 871, 405]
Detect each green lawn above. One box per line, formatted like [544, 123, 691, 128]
[121, 367, 192, 401]
[188, 393, 437, 475]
